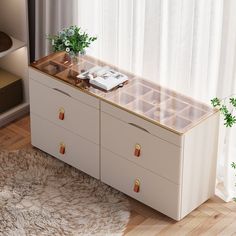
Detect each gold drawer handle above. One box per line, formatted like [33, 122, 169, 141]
[134, 144, 141, 157]
[133, 179, 140, 193]
[59, 142, 65, 155]
[59, 108, 65, 120]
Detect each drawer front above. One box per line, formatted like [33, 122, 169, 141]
[101, 148, 181, 220]
[30, 78, 99, 144]
[101, 112, 182, 184]
[29, 68, 99, 109]
[31, 114, 99, 179]
[101, 101, 182, 146]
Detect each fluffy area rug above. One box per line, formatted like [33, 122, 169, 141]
[0, 149, 130, 236]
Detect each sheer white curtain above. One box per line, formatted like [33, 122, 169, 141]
[215, 0, 236, 201]
[77, 0, 224, 102]
[35, 0, 236, 201]
[35, 0, 78, 59]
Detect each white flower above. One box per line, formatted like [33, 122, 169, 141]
[67, 29, 75, 36]
[52, 39, 55, 45]
[66, 47, 70, 52]
[65, 40, 70, 46]
[59, 30, 64, 37]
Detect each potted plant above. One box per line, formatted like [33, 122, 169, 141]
[211, 96, 236, 200]
[48, 25, 97, 62]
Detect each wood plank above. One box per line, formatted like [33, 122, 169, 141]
[201, 212, 236, 235]
[123, 212, 147, 235]
[126, 218, 169, 236]
[0, 128, 23, 149]
[7, 136, 31, 150]
[13, 115, 31, 132]
[0, 115, 30, 150]
[7, 123, 30, 138]
[204, 202, 232, 215]
[219, 220, 236, 235]
[158, 211, 204, 236]
[197, 204, 220, 216]
[128, 198, 173, 220]
[186, 212, 224, 235]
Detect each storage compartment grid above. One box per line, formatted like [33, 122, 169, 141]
[32, 52, 216, 133]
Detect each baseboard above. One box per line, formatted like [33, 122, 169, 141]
[0, 102, 29, 128]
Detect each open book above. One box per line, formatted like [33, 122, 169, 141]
[77, 66, 128, 91]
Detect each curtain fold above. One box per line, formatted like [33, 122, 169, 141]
[215, 0, 236, 202]
[35, 0, 77, 59]
[34, 0, 236, 202]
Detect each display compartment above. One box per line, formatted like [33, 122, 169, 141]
[179, 107, 207, 121]
[56, 69, 79, 84]
[52, 53, 82, 66]
[160, 98, 188, 112]
[71, 61, 95, 74]
[172, 93, 212, 112]
[162, 116, 192, 130]
[142, 91, 170, 105]
[145, 108, 174, 121]
[125, 100, 154, 114]
[126, 83, 152, 96]
[37, 60, 67, 76]
[109, 92, 136, 106]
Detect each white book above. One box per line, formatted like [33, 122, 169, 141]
[90, 74, 128, 91]
[77, 66, 128, 91]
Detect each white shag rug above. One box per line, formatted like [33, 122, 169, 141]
[0, 149, 130, 236]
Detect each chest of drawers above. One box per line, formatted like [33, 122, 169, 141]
[29, 52, 219, 220]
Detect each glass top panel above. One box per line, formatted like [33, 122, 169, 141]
[31, 52, 217, 134]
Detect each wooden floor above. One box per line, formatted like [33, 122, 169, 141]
[1, 115, 236, 236]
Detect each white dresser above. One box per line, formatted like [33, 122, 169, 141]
[29, 52, 219, 221]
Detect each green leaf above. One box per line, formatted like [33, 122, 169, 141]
[224, 113, 236, 127]
[211, 97, 221, 107]
[211, 96, 236, 128]
[220, 105, 229, 115]
[230, 97, 236, 107]
[231, 162, 236, 169]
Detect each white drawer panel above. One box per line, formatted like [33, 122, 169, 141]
[29, 67, 99, 109]
[30, 78, 99, 144]
[101, 112, 182, 184]
[101, 148, 181, 220]
[31, 114, 99, 179]
[101, 101, 182, 146]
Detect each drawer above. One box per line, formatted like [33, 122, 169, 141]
[101, 148, 181, 220]
[29, 67, 99, 109]
[29, 78, 99, 144]
[31, 114, 99, 179]
[101, 101, 182, 146]
[101, 112, 182, 184]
